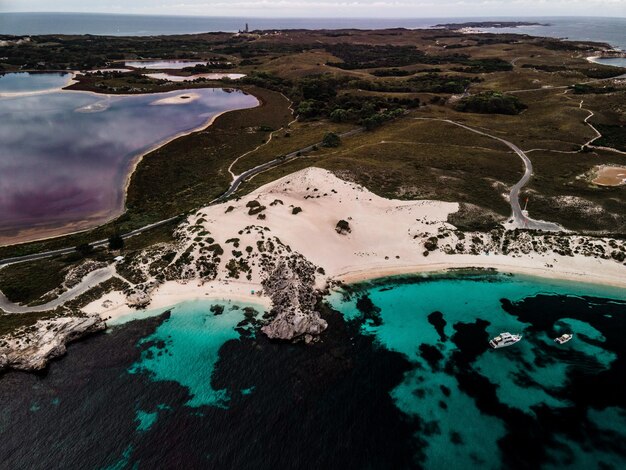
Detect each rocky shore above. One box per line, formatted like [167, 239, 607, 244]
[0, 314, 105, 372]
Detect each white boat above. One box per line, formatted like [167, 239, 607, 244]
[554, 333, 573, 345]
[489, 332, 522, 349]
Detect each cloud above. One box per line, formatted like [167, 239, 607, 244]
[2, 0, 625, 16]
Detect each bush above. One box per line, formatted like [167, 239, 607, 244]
[75, 243, 93, 257]
[248, 205, 266, 216]
[336, 220, 351, 234]
[108, 234, 124, 251]
[322, 132, 341, 148]
[424, 237, 439, 251]
[455, 92, 527, 115]
[207, 244, 224, 256]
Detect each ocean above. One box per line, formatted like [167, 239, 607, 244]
[0, 272, 625, 468]
[1, 14, 625, 50]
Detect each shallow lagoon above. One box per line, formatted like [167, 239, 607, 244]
[590, 57, 626, 69]
[125, 60, 208, 69]
[0, 272, 624, 468]
[0, 87, 257, 243]
[0, 72, 73, 94]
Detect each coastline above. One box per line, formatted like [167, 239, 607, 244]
[84, 279, 270, 323]
[89, 258, 626, 325]
[0, 88, 260, 247]
[76, 167, 625, 327]
[334, 257, 626, 291]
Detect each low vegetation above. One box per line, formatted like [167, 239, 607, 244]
[455, 92, 527, 115]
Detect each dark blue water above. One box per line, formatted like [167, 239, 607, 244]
[0, 86, 257, 243]
[0, 273, 624, 469]
[1, 14, 625, 49]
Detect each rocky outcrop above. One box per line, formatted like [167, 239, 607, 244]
[0, 315, 105, 372]
[261, 257, 327, 342]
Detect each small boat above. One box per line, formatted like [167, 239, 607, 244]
[489, 332, 522, 349]
[554, 333, 573, 345]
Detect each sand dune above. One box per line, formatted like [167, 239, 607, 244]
[83, 167, 625, 323]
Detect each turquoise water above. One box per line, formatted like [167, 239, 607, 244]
[128, 299, 262, 408]
[0, 72, 72, 93]
[1, 272, 625, 468]
[328, 272, 626, 468]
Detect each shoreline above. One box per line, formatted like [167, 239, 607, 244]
[333, 258, 626, 291]
[0, 72, 77, 98]
[84, 279, 270, 323]
[0, 88, 260, 247]
[83, 258, 626, 326]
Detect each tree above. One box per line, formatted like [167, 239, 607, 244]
[75, 243, 93, 257]
[322, 132, 341, 148]
[330, 109, 349, 123]
[335, 219, 351, 234]
[108, 234, 124, 251]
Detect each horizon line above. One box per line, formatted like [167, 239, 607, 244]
[2, 12, 625, 20]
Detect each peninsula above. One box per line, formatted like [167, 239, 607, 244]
[1, 25, 625, 372]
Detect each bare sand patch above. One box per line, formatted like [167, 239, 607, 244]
[150, 92, 201, 105]
[145, 72, 245, 82]
[592, 165, 626, 186]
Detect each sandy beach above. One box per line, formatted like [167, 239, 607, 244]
[84, 279, 269, 323]
[82, 167, 625, 322]
[145, 72, 246, 82]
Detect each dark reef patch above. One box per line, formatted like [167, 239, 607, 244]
[427, 311, 447, 342]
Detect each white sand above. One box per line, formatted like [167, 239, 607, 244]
[84, 279, 270, 322]
[150, 92, 201, 105]
[145, 73, 245, 82]
[202, 167, 624, 288]
[85, 167, 626, 322]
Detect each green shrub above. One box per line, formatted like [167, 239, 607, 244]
[455, 91, 527, 115]
[322, 132, 341, 148]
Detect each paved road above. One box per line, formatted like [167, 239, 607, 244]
[220, 127, 363, 200]
[0, 216, 181, 267]
[0, 128, 363, 267]
[0, 266, 116, 313]
[415, 118, 564, 232]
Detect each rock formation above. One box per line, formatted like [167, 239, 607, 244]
[0, 315, 105, 372]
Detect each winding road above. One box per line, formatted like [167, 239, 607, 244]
[0, 266, 118, 313]
[414, 118, 565, 232]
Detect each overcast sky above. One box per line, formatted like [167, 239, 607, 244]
[1, 1, 625, 17]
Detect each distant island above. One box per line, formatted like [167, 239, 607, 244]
[434, 21, 549, 30]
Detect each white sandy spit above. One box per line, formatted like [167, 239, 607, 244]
[145, 72, 246, 82]
[150, 92, 201, 105]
